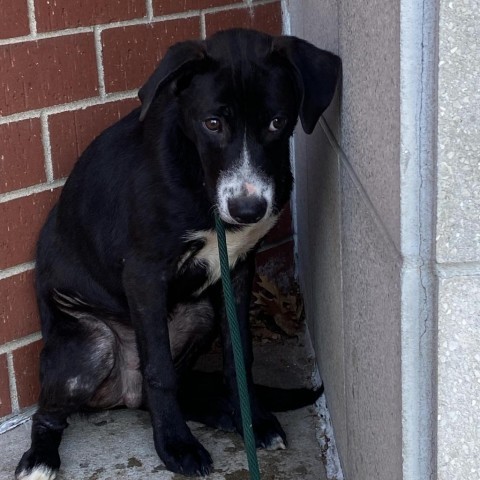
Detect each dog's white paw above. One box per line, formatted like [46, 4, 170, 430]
[265, 434, 287, 451]
[16, 465, 57, 480]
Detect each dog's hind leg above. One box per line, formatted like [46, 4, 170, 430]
[15, 313, 116, 480]
[168, 300, 217, 376]
[169, 301, 238, 432]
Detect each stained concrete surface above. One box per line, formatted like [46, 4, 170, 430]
[0, 332, 328, 480]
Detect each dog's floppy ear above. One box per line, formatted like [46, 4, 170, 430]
[272, 36, 341, 134]
[139, 40, 207, 121]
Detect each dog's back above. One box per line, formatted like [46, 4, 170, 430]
[37, 109, 141, 315]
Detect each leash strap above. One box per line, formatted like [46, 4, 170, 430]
[214, 211, 261, 480]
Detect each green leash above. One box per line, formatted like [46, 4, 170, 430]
[214, 211, 261, 480]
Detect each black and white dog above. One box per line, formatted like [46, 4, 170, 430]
[16, 28, 340, 479]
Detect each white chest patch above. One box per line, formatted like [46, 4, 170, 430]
[183, 215, 278, 295]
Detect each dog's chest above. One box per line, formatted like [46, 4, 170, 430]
[179, 216, 277, 295]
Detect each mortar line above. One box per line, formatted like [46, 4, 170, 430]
[0, 10, 198, 47]
[0, 26, 93, 46]
[97, 10, 202, 32]
[6, 353, 20, 412]
[436, 261, 480, 278]
[0, 0, 279, 47]
[199, 13, 206, 40]
[40, 113, 54, 183]
[0, 179, 65, 204]
[26, 0, 38, 37]
[0, 332, 43, 357]
[94, 26, 107, 99]
[280, 0, 291, 35]
[0, 406, 37, 435]
[202, 0, 277, 14]
[146, 0, 154, 21]
[0, 90, 138, 125]
[0, 262, 36, 281]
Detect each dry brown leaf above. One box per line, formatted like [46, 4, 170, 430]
[252, 274, 303, 337]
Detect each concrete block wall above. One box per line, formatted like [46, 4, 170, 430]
[286, 1, 404, 478]
[0, 0, 286, 425]
[436, 0, 480, 477]
[286, 0, 479, 479]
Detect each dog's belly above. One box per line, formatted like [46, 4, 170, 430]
[180, 216, 278, 296]
[55, 293, 215, 410]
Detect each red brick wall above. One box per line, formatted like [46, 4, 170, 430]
[0, 0, 287, 422]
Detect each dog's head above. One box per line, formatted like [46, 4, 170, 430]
[139, 29, 340, 225]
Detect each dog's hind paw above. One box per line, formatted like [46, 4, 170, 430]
[263, 433, 287, 451]
[15, 465, 57, 480]
[253, 412, 287, 451]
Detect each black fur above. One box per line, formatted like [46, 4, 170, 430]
[16, 29, 340, 479]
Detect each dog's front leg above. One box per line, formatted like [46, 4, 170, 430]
[212, 253, 287, 450]
[123, 257, 212, 476]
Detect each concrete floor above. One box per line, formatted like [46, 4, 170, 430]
[0, 331, 328, 480]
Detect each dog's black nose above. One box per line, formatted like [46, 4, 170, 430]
[228, 196, 268, 224]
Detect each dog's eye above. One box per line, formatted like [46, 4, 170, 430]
[203, 118, 222, 133]
[268, 117, 287, 132]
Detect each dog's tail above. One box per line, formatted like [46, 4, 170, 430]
[179, 370, 322, 428]
[254, 382, 323, 412]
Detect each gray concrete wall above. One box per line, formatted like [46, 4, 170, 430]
[286, 1, 404, 479]
[436, 1, 480, 478]
[287, 0, 480, 478]
[284, 0, 442, 479]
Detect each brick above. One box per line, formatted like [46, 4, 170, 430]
[0, 119, 46, 194]
[0, 189, 61, 270]
[205, 2, 283, 37]
[102, 18, 201, 93]
[35, 0, 146, 32]
[153, 0, 242, 16]
[0, 354, 12, 418]
[49, 98, 140, 179]
[0, 34, 98, 116]
[0, 0, 30, 39]
[13, 340, 43, 409]
[0, 270, 40, 345]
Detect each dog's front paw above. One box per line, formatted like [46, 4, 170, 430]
[156, 433, 213, 477]
[253, 412, 287, 451]
[15, 447, 60, 480]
